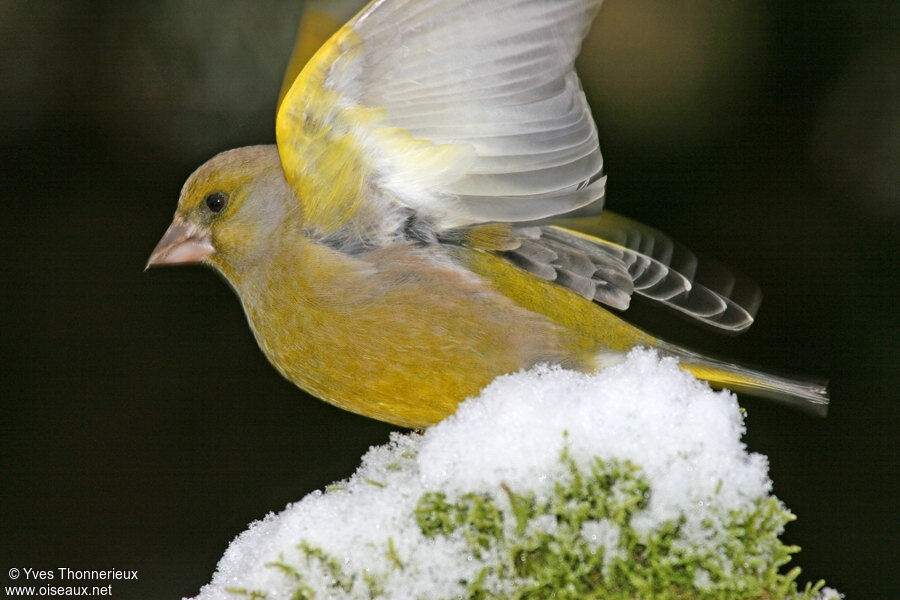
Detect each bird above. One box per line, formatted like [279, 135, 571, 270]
[147, 0, 828, 428]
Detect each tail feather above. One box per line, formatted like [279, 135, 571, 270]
[662, 345, 829, 416]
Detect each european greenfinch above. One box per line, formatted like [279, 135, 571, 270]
[148, 0, 828, 428]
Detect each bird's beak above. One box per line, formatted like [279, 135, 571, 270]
[146, 220, 215, 270]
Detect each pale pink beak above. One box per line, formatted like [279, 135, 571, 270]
[146, 220, 215, 269]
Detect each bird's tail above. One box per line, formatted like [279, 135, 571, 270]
[659, 343, 830, 416]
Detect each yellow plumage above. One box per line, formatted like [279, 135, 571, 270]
[148, 0, 828, 428]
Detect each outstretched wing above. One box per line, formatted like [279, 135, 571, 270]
[276, 0, 605, 244]
[503, 212, 762, 333]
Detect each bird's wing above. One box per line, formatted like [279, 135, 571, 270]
[276, 0, 605, 243]
[277, 0, 368, 109]
[503, 212, 762, 333]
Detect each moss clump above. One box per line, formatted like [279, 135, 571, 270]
[413, 452, 824, 599]
[227, 451, 825, 599]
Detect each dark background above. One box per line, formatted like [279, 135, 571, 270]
[1, 1, 895, 598]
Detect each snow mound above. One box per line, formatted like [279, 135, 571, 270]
[189, 349, 834, 600]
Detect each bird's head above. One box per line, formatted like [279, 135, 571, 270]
[147, 145, 296, 278]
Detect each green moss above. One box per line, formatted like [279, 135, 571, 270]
[412, 453, 823, 600]
[263, 556, 315, 600]
[228, 451, 825, 600]
[224, 588, 268, 599]
[362, 570, 385, 598]
[386, 538, 404, 571]
[299, 542, 353, 592]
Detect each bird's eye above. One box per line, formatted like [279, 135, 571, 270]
[204, 192, 227, 213]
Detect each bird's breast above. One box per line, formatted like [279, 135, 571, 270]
[236, 242, 581, 427]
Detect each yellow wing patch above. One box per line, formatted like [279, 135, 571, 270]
[277, 26, 372, 234]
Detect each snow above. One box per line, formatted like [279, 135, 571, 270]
[187, 349, 829, 599]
